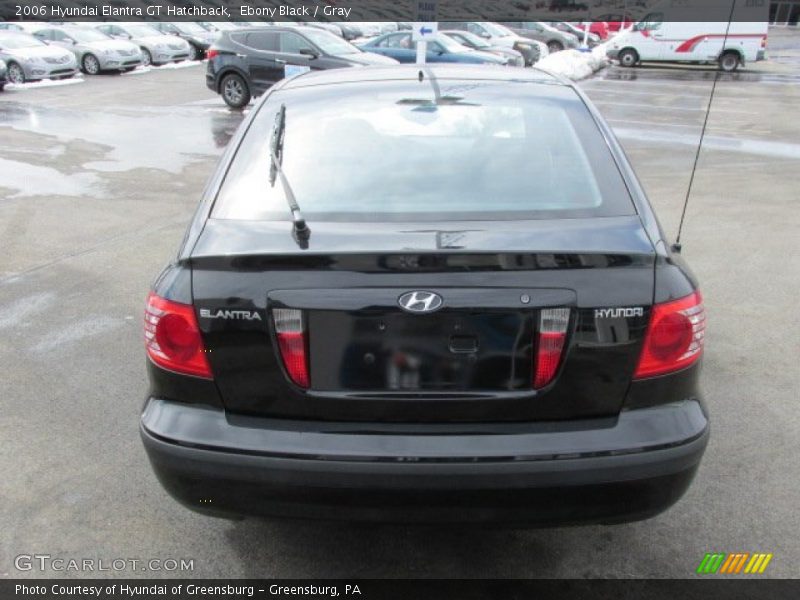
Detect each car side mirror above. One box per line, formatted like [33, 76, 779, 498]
[299, 48, 319, 59]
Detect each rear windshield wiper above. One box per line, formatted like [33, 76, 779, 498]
[269, 103, 310, 248]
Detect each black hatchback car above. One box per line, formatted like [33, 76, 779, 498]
[205, 25, 397, 108]
[142, 65, 709, 525]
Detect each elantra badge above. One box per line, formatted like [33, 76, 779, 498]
[398, 291, 443, 314]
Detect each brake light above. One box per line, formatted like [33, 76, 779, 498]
[144, 293, 212, 379]
[534, 308, 570, 389]
[206, 48, 220, 60]
[634, 291, 705, 379]
[761, 36, 767, 49]
[273, 308, 309, 389]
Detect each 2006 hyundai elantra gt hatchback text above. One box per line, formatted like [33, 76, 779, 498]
[140, 64, 708, 525]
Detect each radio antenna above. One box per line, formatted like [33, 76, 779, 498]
[673, 0, 737, 252]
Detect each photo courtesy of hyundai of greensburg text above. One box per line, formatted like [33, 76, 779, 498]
[0, 0, 798, 598]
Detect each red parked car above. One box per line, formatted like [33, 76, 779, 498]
[595, 14, 634, 33]
[574, 21, 610, 40]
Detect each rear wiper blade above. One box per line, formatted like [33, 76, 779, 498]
[269, 103, 310, 248]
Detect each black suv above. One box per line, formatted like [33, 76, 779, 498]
[206, 25, 397, 108]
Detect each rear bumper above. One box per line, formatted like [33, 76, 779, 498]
[140, 398, 709, 524]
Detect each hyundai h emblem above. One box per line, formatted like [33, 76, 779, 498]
[398, 291, 443, 314]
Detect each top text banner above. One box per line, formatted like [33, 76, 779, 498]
[1, 0, 772, 23]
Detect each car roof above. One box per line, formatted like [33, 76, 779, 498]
[279, 63, 568, 90]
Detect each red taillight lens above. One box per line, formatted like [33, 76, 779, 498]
[634, 291, 705, 379]
[273, 308, 309, 389]
[534, 308, 570, 389]
[144, 293, 212, 379]
[206, 48, 220, 60]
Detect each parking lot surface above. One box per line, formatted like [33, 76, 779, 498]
[1, 32, 799, 578]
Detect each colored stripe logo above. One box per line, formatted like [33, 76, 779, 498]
[697, 553, 773, 574]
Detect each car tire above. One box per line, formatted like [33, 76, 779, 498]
[188, 44, 200, 61]
[141, 48, 152, 67]
[7, 62, 24, 84]
[618, 48, 639, 68]
[221, 73, 250, 109]
[82, 54, 100, 75]
[548, 40, 564, 53]
[0, 84, 4, 92]
[719, 51, 740, 72]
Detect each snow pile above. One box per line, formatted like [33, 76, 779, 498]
[6, 76, 84, 91]
[536, 43, 610, 81]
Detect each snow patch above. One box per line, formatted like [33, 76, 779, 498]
[123, 60, 204, 75]
[536, 44, 610, 81]
[5, 77, 84, 91]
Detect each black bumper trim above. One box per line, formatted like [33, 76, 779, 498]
[141, 398, 707, 464]
[140, 399, 708, 523]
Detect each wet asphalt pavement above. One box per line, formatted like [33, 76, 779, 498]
[1, 29, 799, 578]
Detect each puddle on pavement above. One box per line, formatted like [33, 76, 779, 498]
[614, 127, 800, 160]
[0, 102, 244, 175]
[0, 156, 106, 199]
[598, 66, 800, 85]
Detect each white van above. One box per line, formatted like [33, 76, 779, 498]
[606, 3, 769, 72]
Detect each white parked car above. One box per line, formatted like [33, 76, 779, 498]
[33, 25, 142, 74]
[93, 23, 190, 66]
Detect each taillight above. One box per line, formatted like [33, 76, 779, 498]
[144, 293, 212, 379]
[273, 308, 309, 389]
[634, 291, 705, 379]
[534, 308, 570, 389]
[206, 48, 220, 60]
[761, 36, 767, 49]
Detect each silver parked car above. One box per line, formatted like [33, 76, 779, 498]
[33, 25, 142, 74]
[93, 23, 190, 66]
[0, 32, 78, 84]
[149, 22, 217, 61]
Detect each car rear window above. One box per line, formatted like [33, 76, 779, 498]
[212, 79, 635, 222]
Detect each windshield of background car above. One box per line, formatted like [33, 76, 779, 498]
[125, 25, 162, 38]
[0, 34, 45, 49]
[456, 32, 490, 48]
[175, 22, 207, 34]
[69, 29, 110, 43]
[212, 79, 635, 222]
[300, 28, 360, 55]
[433, 34, 468, 53]
[482, 22, 513, 37]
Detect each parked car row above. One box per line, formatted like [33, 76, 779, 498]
[205, 24, 552, 109]
[0, 31, 79, 84]
[0, 22, 199, 84]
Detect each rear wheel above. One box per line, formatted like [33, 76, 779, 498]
[618, 48, 639, 68]
[221, 73, 250, 109]
[188, 44, 200, 61]
[7, 62, 24, 84]
[82, 53, 100, 75]
[141, 48, 152, 67]
[548, 40, 564, 53]
[719, 51, 740, 72]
